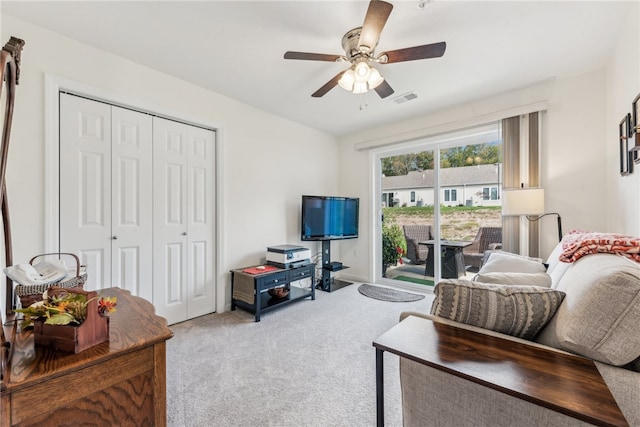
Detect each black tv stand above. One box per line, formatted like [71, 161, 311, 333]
[319, 240, 352, 292]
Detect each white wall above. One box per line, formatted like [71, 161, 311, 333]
[0, 15, 339, 313]
[605, 1, 640, 235]
[541, 69, 608, 256]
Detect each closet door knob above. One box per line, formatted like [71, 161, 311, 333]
[182, 232, 187, 236]
[112, 236, 118, 240]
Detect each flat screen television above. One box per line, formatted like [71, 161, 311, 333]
[301, 195, 359, 241]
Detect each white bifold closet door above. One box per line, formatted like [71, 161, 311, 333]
[153, 117, 215, 322]
[59, 94, 215, 324]
[60, 93, 153, 301]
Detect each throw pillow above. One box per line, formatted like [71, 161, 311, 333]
[473, 272, 552, 287]
[479, 251, 547, 274]
[430, 279, 565, 340]
[536, 270, 640, 366]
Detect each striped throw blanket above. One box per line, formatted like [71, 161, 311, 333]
[559, 229, 640, 263]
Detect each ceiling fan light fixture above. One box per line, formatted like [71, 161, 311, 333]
[353, 80, 368, 94]
[284, 0, 447, 99]
[338, 68, 356, 91]
[338, 62, 383, 94]
[367, 67, 384, 89]
[354, 61, 371, 81]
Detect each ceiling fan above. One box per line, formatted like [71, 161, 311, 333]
[283, 0, 446, 99]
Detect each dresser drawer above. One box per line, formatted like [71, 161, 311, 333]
[257, 272, 288, 291]
[289, 266, 312, 281]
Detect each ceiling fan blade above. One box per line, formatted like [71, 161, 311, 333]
[379, 41, 446, 64]
[311, 70, 346, 98]
[284, 51, 343, 62]
[374, 80, 394, 99]
[358, 0, 394, 53]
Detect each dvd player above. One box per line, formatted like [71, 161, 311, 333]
[326, 261, 343, 271]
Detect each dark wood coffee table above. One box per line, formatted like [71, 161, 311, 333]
[373, 315, 628, 427]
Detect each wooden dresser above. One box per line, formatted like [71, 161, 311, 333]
[1, 288, 173, 426]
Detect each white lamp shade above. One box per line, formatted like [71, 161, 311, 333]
[338, 69, 355, 91]
[353, 80, 368, 94]
[502, 188, 545, 216]
[367, 67, 384, 89]
[354, 62, 370, 80]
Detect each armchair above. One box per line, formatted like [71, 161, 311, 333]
[463, 226, 502, 270]
[402, 225, 433, 265]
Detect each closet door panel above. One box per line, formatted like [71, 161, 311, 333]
[60, 94, 112, 291]
[153, 118, 215, 323]
[164, 242, 184, 304]
[153, 118, 188, 322]
[80, 152, 106, 226]
[186, 127, 215, 318]
[79, 249, 107, 290]
[111, 106, 153, 300]
[114, 246, 140, 293]
[165, 163, 185, 224]
[191, 241, 207, 298]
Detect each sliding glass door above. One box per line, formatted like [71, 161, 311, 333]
[375, 122, 502, 289]
[380, 150, 436, 287]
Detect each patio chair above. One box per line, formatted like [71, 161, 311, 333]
[463, 226, 502, 270]
[403, 224, 433, 265]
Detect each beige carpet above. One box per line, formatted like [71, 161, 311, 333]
[166, 282, 433, 426]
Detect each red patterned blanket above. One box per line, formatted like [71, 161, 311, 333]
[559, 229, 640, 263]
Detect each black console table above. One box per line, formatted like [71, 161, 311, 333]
[231, 264, 315, 321]
[420, 240, 472, 278]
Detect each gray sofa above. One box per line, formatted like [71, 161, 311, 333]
[399, 240, 640, 427]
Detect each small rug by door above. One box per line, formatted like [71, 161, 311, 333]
[358, 284, 425, 302]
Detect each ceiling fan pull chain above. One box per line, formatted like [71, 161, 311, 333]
[359, 92, 369, 111]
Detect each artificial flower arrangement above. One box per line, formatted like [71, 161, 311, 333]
[16, 287, 117, 329]
[16, 286, 116, 353]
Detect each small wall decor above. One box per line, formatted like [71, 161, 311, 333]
[633, 92, 640, 135]
[631, 92, 640, 164]
[619, 114, 632, 176]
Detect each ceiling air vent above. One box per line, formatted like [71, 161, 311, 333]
[392, 92, 418, 104]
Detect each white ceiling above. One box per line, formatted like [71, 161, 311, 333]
[2, 1, 632, 136]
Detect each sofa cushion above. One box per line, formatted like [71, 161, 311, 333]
[545, 243, 572, 288]
[536, 269, 640, 366]
[479, 251, 547, 274]
[474, 272, 552, 287]
[430, 279, 565, 340]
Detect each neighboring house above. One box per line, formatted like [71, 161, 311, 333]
[382, 164, 501, 208]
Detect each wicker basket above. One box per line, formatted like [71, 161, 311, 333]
[14, 253, 87, 307]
